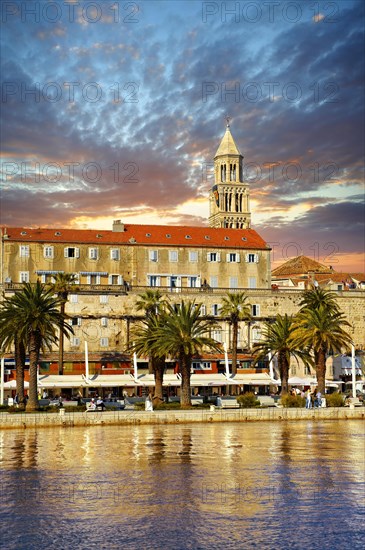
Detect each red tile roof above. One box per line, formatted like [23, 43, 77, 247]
[1, 225, 269, 250]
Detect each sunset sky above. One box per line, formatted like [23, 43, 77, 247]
[1, 0, 364, 272]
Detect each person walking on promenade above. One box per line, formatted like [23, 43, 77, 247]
[305, 388, 312, 409]
[316, 389, 322, 408]
[145, 393, 154, 411]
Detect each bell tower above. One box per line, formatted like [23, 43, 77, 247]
[209, 119, 251, 229]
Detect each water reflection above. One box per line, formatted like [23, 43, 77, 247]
[0, 421, 363, 550]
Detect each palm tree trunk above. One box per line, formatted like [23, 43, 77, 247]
[231, 322, 238, 375]
[153, 356, 165, 404]
[15, 336, 26, 410]
[58, 301, 65, 375]
[180, 354, 192, 407]
[316, 347, 326, 395]
[278, 351, 289, 395]
[148, 355, 153, 375]
[27, 332, 40, 411]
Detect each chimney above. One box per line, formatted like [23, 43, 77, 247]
[112, 220, 125, 232]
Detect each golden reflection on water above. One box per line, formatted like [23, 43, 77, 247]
[0, 421, 364, 549]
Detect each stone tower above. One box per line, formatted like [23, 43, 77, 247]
[209, 120, 251, 229]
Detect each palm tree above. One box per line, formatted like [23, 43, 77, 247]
[253, 314, 311, 395]
[0, 302, 26, 409]
[47, 273, 77, 375]
[220, 292, 251, 377]
[135, 289, 167, 374]
[149, 300, 221, 406]
[299, 287, 340, 313]
[291, 305, 352, 394]
[0, 281, 73, 411]
[130, 314, 166, 404]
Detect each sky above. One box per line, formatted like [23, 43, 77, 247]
[1, 0, 364, 272]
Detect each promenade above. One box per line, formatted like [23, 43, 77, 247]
[0, 406, 363, 430]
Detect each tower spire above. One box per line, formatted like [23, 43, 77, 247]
[209, 123, 251, 229]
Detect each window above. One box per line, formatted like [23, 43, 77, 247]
[211, 304, 221, 316]
[70, 337, 80, 347]
[251, 327, 261, 343]
[100, 295, 108, 304]
[110, 248, 120, 260]
[64, 247, 80, 258]
[189, 251, 198, 262]
[87, 274, 100, 285]
[200, 304, 206, 316]
[70, 294, 78, 303]
[212, 330, 222, 342]
[101, 317, 108, 327]
[246, 253, 259, 263]
[100, 338, 109, 347]
[169, 250, 178, 262]
[248, 277, 257, 289]
[226, 253, 240, 263]
[109, 274, 123, 285]
[20, 245, 29, 257]
[89, 247, 98, 260]
[148, 275, 160, 287]
[229, 277, 238, 289]
[19, 271, 29, 283]
[252, 304, 260, 316]
[71, 317, 81, 326]
[188, 276, 199, 288]
[192, 361, 212, 370]
[207, 252, 221, 262]
[44, 246, 54, 259]
[149, 250, 158, 262]
[210, 276, 218, 288]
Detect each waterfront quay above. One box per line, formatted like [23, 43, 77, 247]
[0, 406, 363, 430]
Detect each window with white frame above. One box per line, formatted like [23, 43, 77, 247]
[110, 248, 120, 260]
[189, 251, 198, 262]
[70, 294, 78, 303]
[229, 277, 238, 289]
[44, 246, 54, 259]
[207, 252, 221, 262]
[70, 337, 80, 347]
[148, 275, 160, 287]
[109, 274, 123, 285]
[200, 304, 206, 316]
[101, 317, 108, 327]
[169, 250, 178, 262]
[210, 276, 218, 288]
[100, 295, 108, 304]
[248, 277, 257, 289]
[87, 274, 100, 285]
[211, 304, 221, 316]
[192, 361, 212, 370]
[88, 247, 98, 260]
[252, 304, 260, 316]
[251, 326, 261, 342]
[226, 252, 240, 263]
[100, 337, 109, 347]
[149, 250, 158, 262]
[19, 271, 29, 283]
[212, 330, 222, 342]
[188, 276, 199, 288]
[246, 253, 259, 263]
[20, 245, 29, 257]
[64, 247, 80, 258]
[71, 317, 82, 326]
